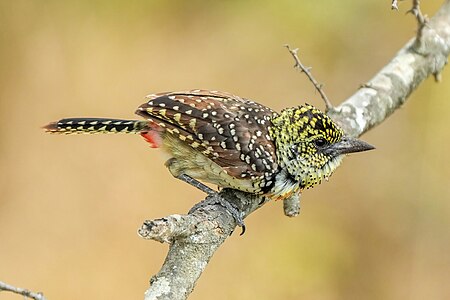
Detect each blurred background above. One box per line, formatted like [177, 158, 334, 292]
[1, 0, 449, 299]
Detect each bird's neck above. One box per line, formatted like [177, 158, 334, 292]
[268, 168, 300, 200]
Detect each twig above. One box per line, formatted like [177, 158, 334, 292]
[407, 0, 429, 50]
[408, 0, 427, 26]
[328, 1, 449, 136]
[284, 44, 334, 111]
[0, 281, 47, 300]
[391, 1, 428, 47]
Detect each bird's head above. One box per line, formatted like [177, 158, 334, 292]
[270, 104, 374, 189]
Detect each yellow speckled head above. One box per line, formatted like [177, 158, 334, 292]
[270, 103, 371, 190]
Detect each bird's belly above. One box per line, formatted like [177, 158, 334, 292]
[162, 135, 262, 193]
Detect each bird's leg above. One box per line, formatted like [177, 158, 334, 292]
[177, 174, 245, 235]
[165, 158, 216, 194]
[177, 174, 217, 195]
[166, 158, 245, 233]
[180, 174, 246, 234]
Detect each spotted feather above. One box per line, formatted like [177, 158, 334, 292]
[136, 90, 279, 186]
[44, 89, 375, 201]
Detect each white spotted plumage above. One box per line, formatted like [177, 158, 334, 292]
[136, 89, 279, 194]
[46, 89, 368, 201]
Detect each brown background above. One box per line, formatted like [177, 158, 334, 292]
[1, 1, 449, 299]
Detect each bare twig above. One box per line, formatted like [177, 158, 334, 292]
[408, 0, 429, 50]
[408, 0, 427, 26]
[142, 2, 450, 299]
[0, 281, 47, 300]
[393, 1, 438, 78]
[391, 0, 428, 46]
[284, 44, 334, 111]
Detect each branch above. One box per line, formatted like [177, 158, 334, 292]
[142, 2, 450, 299]
[328, 0, 450, 137]
[0, 281, 47, 300]
[285, 44, 334, 111]
[140, 191, 261, 300]
[408, 0, 430, 51]
[391, 1, 430, 54]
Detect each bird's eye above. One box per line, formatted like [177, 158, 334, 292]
[314, 138, 328, 148]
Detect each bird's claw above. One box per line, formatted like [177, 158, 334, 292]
[189, 193, 246, 235]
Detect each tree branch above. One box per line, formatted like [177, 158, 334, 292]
[140, 191, 262, 300]
[328, 0, 449, 136]
[141, 1, 450, 299]
[285, 44, 334, 111]
[0, 281, 47, 300]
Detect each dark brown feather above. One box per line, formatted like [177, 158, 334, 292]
[135, 90, 279, 182]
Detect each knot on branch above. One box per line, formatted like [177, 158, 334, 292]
[138, 215, 196, 244]
[138, 189, 262, 244]
[138, 212, 229, 244]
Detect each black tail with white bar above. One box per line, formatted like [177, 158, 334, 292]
[43, 118, 149, 134]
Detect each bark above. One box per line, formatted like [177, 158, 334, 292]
[0, 281, 47, 300]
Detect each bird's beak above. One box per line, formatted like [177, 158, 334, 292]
[328, 136, 375, 155]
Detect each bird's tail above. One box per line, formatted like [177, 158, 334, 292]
[43, 118, 150, 135]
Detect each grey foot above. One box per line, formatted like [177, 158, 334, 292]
[189, 193, 246, 235]
[177, 174, 217, 195]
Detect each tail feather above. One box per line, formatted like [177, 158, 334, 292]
[43, 118, 150, 134]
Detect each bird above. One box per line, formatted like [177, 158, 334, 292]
[44, 89, 374, 215]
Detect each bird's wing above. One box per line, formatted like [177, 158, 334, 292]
[136, 90, 279, 182]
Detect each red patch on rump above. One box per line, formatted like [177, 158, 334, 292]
[140, 131, 163, 148]
[140, 123, 163, 148]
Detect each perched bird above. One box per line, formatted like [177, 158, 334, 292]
[44, 90, 373, 207]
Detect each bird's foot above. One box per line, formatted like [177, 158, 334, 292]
[177, 173, 245, 234]
[189, 191, 246, 235]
